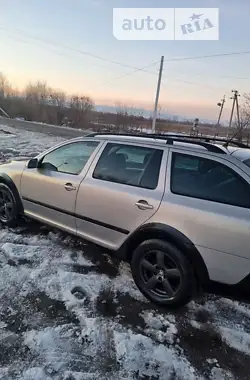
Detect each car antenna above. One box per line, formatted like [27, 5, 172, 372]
[223, 129, 241, 148]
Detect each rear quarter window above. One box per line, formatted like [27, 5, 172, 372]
[243, 158, 250, 168]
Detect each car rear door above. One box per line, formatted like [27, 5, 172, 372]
[75, 141, 169, 250]
[158, 148, 250, 283]
[20, 140, 102, 234]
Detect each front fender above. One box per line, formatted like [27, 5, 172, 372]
[0, 173, 24, 214]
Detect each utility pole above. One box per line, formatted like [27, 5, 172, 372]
[228, 90, 240, 137]
[229, 90, 241, 128]
[229, 92, 236, 129]
[227, 90, 240, 139]
[235, 91, 241, 128]
[216, 95, 225, 126]
[152, 56, 164, 133]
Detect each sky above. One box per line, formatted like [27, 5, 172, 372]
[1, 0, 250, 121]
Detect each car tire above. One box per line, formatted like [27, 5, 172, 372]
[131, 239, 196, 308]
[0, 183, 20, 227]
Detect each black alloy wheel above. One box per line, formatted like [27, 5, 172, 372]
[140, 249, 182, 301]
[131, 239, 196, 307]
[0, 183, 19, 226]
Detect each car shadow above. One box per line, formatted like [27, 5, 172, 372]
[6, 219, 250, 306]
[204, 280, 250, 305]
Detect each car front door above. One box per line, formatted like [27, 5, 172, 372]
[20, 140, 101, 234]
[75, 141, 169, 250]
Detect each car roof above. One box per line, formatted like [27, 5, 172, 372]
[82, 133, 250, 156]
[227, 147, 250, 162]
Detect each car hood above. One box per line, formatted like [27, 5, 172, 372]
[0, 159, 28, 173]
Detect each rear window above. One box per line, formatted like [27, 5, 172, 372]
[93, 143, 163, 189]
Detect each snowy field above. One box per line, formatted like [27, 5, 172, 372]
[0, 124, 250, 380]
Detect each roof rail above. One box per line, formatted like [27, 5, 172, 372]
[86, 132, 226, 154]
[164, 133, 249, 149]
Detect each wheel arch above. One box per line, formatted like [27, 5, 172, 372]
[119, 222, 209, 287]
[0, 173, 24, 214]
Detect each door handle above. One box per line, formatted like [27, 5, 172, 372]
[64, 183, 76, 191]
[135, 200, 154, 210]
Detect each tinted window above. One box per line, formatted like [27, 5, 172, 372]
[171, 153, 250, 208]
[174, 155, 199, 171]
[93, 143, 163, 189]
[40, 141, 99, 175]
[243, 158, 250, 168]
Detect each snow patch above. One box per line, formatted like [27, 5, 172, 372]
[112, 262, 148, 302]
[20, 367, 51, 380]
[220, 326, 250, 355]
[141, 310, 178, 344]
[209, 367, 234, 380]
[190, 320, 203, 330]
[220, 298, 250, 319]
[114, 329, 199, 380]
[1, 242, 44, 262]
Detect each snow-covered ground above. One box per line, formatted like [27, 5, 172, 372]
[0, 124, 250, 380]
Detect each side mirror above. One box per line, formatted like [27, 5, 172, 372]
[27, 158, 38, 169]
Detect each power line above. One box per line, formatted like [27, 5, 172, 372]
[1, 32, 241, 94]
[1, 26, 250, 95]
[164, 69, 250, 81]
[161, 77, 225, 92]
[163, 51, 250, 62]
[0, 26, 157, 75]
[1, 33, 120, 73]
[1, 25, 250, 75]
[1, 32, 229, 92]
[99, 61, 160, 87]
[2, 32, 161, 89]
[97, 60, 225, 92]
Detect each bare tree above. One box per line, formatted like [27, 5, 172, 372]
[241, 93, 250, 127]
[25, 81, 50, 105]
[127, 106, 139, 133]
[115, 103, 130, 132]
[136, 110, 145, 132]
[69, 95, 95, 128]
[155, 104, 167, 133]
[49, 90, 66, 108]
[231, 93, 250, 143]
[0, 73, 10, 98]
[5, 87, 20, 98]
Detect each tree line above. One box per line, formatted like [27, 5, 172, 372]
[0, 73, 95, 128]
[2, 72, 250, 140]
[0, 72, 194, 133]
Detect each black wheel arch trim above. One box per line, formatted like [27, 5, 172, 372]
[0, 173, 24, 213]
[118, 222, 209, 286]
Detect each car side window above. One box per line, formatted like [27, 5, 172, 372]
[40, 141, 99, 175]
[171, 152, 250, 208]
[93, 143, 163, 190]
